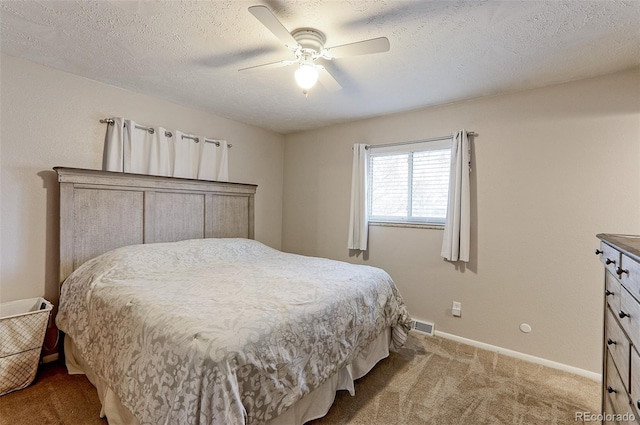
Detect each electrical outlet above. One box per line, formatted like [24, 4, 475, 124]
[452, 301, 462, 317]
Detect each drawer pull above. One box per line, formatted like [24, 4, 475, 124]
[605, 289, 614, 296]
[618, 310, 630, 319]
[607, 386, 617, 394]
[596, 249, 603, 255]
[638, 400, 640, 410]
[607, 338, 616, 345]
[606, 258, 616, 265]
[616, 266, 629, 276]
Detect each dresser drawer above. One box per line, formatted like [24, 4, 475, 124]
[632, 348, 640, 418]
[607, 353, 636, 420]
[604, 393, 619, 424]
[621, 253, 640, 302]
[608, 272, 623, 311]
[607, 307, 631, 392]
[620, 286, 640, 349]
[601, 242, 623, 277]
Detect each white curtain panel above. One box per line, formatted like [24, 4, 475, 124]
[348, 144, 370, 251]
[217, 142, 229, 182]
[198, 140, 229, 182]
[441, 130, 471, 262]
[124, 121, 165, 175]
[147, 127, 172, 177]
[103, 117, 125, 172]
[103, 118, 229, 181]
[173, 131, 200, 179]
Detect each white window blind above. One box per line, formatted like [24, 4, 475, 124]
[368, 141, 451, 225]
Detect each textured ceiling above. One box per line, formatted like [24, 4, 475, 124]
[1, 0, 639, 134]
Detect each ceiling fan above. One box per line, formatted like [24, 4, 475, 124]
[239, 5, 390, 93]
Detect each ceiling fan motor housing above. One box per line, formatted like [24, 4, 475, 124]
[292, 28, 326, 55]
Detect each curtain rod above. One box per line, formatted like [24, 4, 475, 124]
[100, 118, 232, 148]
[366, 132, 477, 150]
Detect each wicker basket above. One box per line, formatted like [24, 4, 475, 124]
[0, 297, 53, 396]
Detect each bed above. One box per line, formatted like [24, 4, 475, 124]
[54, 167, 412, 425]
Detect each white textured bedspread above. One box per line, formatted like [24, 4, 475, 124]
[56, 238, 411, 425]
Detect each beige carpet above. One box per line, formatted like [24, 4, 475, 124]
[0, 333, 600, 425]
[0, 356, 107, 425]
[309, 333, 600, 424]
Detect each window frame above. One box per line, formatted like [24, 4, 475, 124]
[367, 139, 451, 228]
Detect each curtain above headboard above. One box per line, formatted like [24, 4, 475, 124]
[103, 117, 229, 181]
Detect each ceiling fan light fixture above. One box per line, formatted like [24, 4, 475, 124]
[294, 63, 318, 90]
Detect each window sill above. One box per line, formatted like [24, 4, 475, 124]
[368, 221, 444, 230]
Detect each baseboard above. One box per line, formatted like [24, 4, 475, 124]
[42, 353, 59, 364]
[434, 330, 601, 382]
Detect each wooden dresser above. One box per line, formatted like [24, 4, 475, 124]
[597, 234, 640, 424]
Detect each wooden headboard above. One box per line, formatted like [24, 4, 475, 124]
[55, 167, 256, 285]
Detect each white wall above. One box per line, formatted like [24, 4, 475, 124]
[0, 54, 285, 309]
[282, 69, 640, 373]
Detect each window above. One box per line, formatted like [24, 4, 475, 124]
[368, 140, 451, 226]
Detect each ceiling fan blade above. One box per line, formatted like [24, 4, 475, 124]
[238, 59, 296, 72]
[317, 66, 342, 92]
[248, 5, 298, 49]
[324, 37, 390, 59]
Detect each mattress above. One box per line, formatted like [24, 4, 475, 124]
[56, 238, 412, 424]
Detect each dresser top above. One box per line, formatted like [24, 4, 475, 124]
[597, 233, 640, 262]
